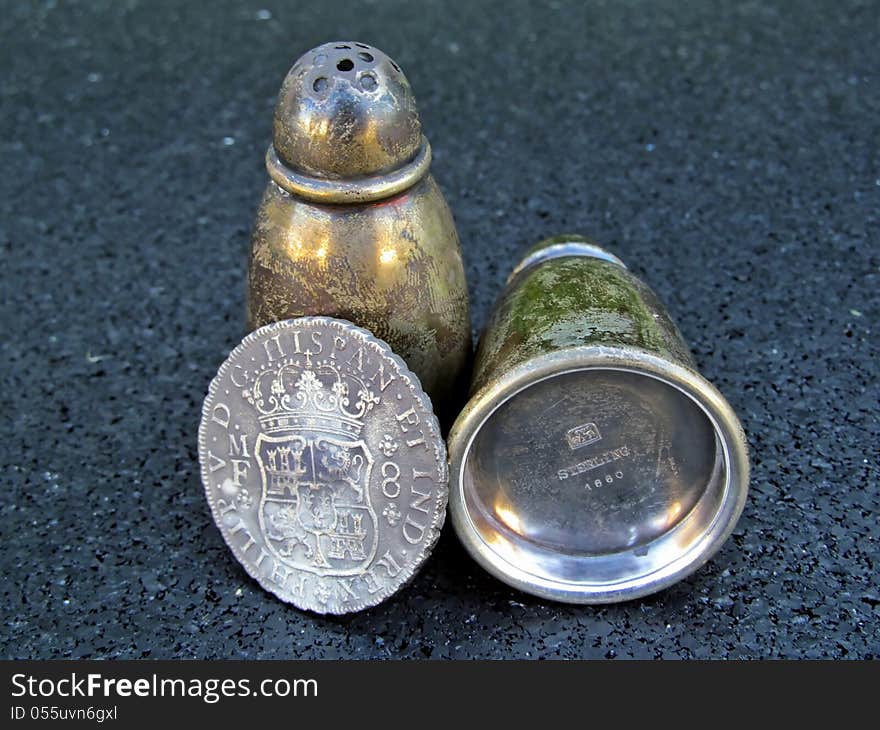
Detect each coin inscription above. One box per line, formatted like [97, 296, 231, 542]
[198, 317, 447, 614]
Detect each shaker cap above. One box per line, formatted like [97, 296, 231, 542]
[272, 42, 424, 183]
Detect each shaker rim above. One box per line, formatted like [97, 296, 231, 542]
[447, 344, 750, 604]
[266, 138, 432, 204]
[506, 239, 627, 284]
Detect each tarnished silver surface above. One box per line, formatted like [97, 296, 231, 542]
[198, 317, 447, 614]
[247, 42, 472, 426]
[448, 237, 749, 604]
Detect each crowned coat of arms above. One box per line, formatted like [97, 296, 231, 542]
[245, 363, 380, 576]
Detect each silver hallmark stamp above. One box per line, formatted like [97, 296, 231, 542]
[565, 421, 602, 450]
[198, 317, 448, 614]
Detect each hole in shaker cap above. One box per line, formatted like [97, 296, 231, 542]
[360, 73, 378, 91]
[312, 77, 328, 92]
[358, 51, 374, 62]
[355, 42, 370, 49]
[337, 58, 354, 72]
[335, 44, 351, 49]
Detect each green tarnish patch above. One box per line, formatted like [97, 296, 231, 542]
[472, 250, 693, 395]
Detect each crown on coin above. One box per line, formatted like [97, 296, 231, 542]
[244, 360, 378, 438]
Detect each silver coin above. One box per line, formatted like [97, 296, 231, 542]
[198, 317, 448, 614]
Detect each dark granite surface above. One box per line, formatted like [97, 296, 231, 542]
[2, 0, 878, 659]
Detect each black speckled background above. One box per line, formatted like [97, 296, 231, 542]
[2, 0, 878, 659]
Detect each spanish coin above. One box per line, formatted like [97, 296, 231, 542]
[198, 317, 448, 614]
